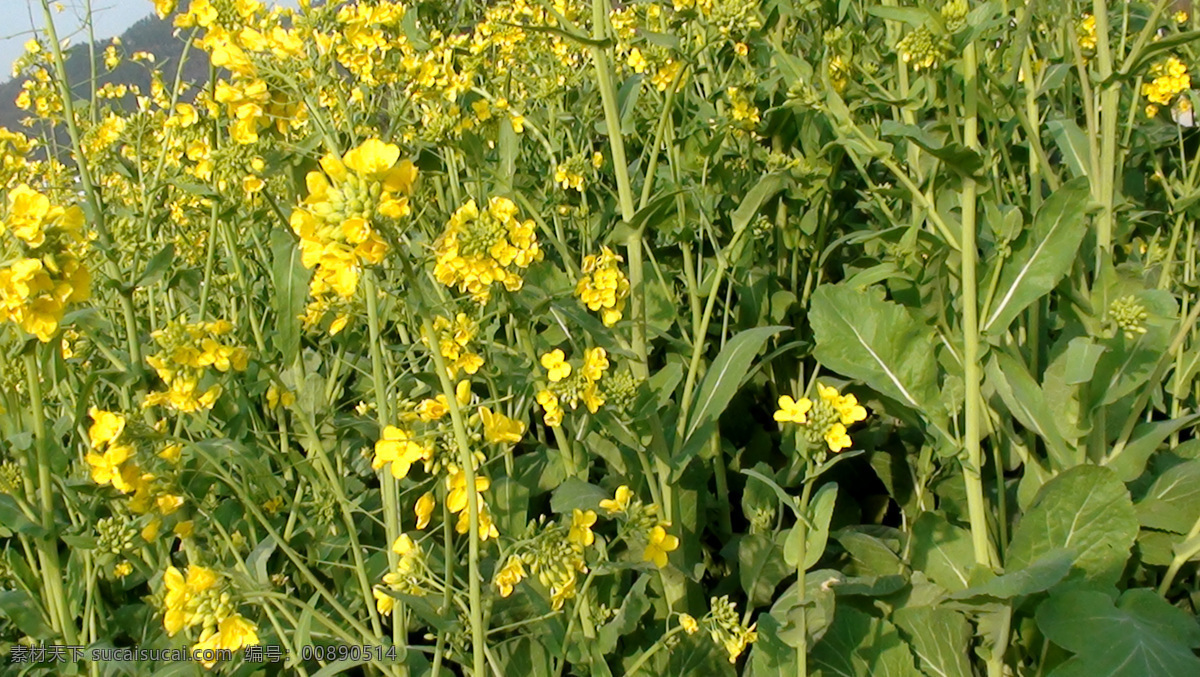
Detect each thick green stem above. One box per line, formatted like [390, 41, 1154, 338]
[23, 350, 77, 645]
[794, 473, 815, 677]
[365, 273, 409, 668]
[960, 42, 993, 568]
[421, 317, 487, 677]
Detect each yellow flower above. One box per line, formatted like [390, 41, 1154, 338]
[373, 426, 430, 480]
[581, 347, 609, 382]
[415, 491, 435, 530]
[541, 349, 572, 382]
[416, 397, 449, 421]
[680, 613, 698, 634]
[600, 485, 633, 515]
[537, 389, 563, 427]
[643, 525, 679, 568]
[480, 406, 526, 444]
[88, 408, 125, 448]
[392, 534, 417, 556]
[446, 468, 490, 514]
[569, 509, 597, 547]
[495, 555, 526, 597]
[825, 423, 852, 452]
[773, 396, 812, 424]
[86, 443, 132, 488]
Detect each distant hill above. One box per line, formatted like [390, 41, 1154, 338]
[0, 12, 209, 132]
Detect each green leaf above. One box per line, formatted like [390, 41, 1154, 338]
[270, 229, 310, 364]
[1045, 119, 1090, 179]
[1007, 465, 1137, 587]
[1090, 293, 1175, 408]
[866, 5, 935, 26]
[0, 590, 54, 639]
[811, 606, 922, 677]
[1135, 460, 1200, 533]
[1106, 414, 1200, 482]
[683, 325, 787, 441]
[742, 468, 799, 517]
[550, 479, 610, 515]
[739, 533, 791, 607]
[1062, 336, 1105, 385]
[1118, 30, 1200, 81]
[985, 351, 1074, 471]
[892, 606, 972, 677]
[879, 121, 984, 178]
[785, 483, 838, 569]
[837, 530, 906, 578]
[982, 178, 1092, 335]
[1037, 588, 1200, 677]
[949, 549, 1074, 601]
[810, 284, 946, 438]
[597, 575, 651, 653]
[0, 495, 47, 538]
[747, 612, 796, 675]
[731, 173, 787, 235]
[134, 243, 175, 289]
[909, 513, 975, 592]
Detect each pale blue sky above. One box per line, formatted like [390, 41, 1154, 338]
[0, 1, 153, 83]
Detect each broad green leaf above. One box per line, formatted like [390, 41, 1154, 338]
[1106, 414, 1200, 482]
[1062, 336, 1105, 385]
[684, 325, 787, 441]
[892, 606, 972, 677]
[837, 530, 906, 578]
[866, 5, 936, 26]
[550, 479, 610, 515]
[810, 284, 946, 438]
[134, 242, 175, 289]
[879, 121, 984, 178]
[0, 495, 47, 538]
[1037, 588, 1200, 677]
[1007, 465, 1137, 587]
[731, 173, 787, 235]
[985, 351, 1074, 470]
[0, 590, 54, 639]
[785, 483, 838, 569]
[981, 178, 1092, 336]
[811, 607, 922, 677]
[772, 576, 838, 649]
[1045, 119, 1090, 179]
[1136, 460, 1200, 533]
[739, 533, 791, 607]
[597, 575, 651, 653]
[1089, 290, 1175, 408]
[949, 549, 1074, 601]
[909, 513, 975, 592]
[270, 229, 310, 364]
[742, 468, 799, 516]
[747, 612, 796, 675]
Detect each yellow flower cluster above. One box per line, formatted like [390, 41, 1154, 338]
[145, 319, 250, 413]
[576, 246, 631, 326]
[727, 87, 761, 128]
[0, 184, 91, 342]
[432, 313, 485, 377]
[85, 409, 185, 539]
[162, 563, 259, 669]
[291, 140, 417, 332]
[599, 485, 679, 568]
[493, 508, 599, 609]
[704, 595, 758, 663]
[373, 425, 434, 480]
[434, 197, 543, 300]
[1142, 56, 1191, 117]
[177, 0, 307, 144]
[376, 534, 429, 613]
[536, 347, 610, 427]
[774, 383, 868, 453]
[1077, 14, 1097, 52]
[0, 129, 34, 189]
